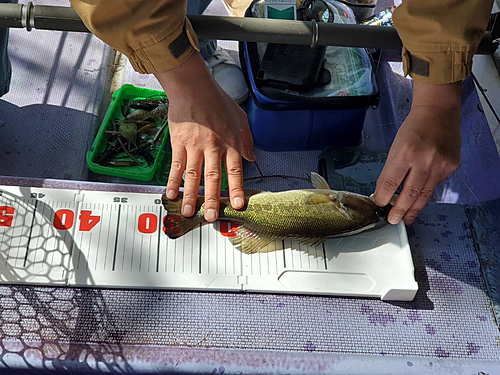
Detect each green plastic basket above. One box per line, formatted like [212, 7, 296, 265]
[87, 84, 228, 189]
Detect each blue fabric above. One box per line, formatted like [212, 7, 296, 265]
[187, 0, 217, 60]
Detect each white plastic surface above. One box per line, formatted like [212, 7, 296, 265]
[0, 186, 418, 301]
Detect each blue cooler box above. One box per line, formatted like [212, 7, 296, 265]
[239, 4, 379, 151]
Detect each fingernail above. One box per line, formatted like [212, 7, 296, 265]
[404, 217, 415, 225]
[167, 190, 175, 200]
[182, 204, 193, 217]
[234, 197, 244, 208]
[388, 216, 401, 225]
[206, 209, 217, 222]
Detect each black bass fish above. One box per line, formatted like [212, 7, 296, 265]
[163, 173, 392, 254]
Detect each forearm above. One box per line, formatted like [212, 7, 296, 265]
[70, 0, 199, 74]
[154, 52, 213, 99]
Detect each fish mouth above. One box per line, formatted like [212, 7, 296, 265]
[375, 203, 393, 220]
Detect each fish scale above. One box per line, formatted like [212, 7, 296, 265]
[220, 190, 381, 239]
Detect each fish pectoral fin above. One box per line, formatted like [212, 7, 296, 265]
[294, 237, 327, 247]
[306, 194, 333, 205]
[337, 201, 354, 220]
[310, 172, 331, 190]
[229, 226, 277, 254]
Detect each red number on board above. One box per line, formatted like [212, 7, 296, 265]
[138, 213, 158, 234]
[53, 209, 75, 230]
[79, 210, 100, 232]
[220, 222, 240, 238]
[0, 206, 15, 227]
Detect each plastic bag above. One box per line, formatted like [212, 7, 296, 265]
[251, 0, 376, 97]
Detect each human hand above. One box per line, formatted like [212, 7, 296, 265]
[155, 52, 255, 222]
[374, 81, 462, 225]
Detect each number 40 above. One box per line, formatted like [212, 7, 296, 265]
[53, 210, 100, 232]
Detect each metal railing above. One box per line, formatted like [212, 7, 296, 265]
[0, 2, 498, 54]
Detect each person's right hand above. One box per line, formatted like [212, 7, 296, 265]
[373, 81, 462, 225]
[155, 52, 256, 222]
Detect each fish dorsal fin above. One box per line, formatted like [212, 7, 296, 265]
[310, 172, 330, 190]
[228, 225, 278, 254]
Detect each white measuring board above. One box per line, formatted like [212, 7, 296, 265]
[0, 185, 418, 301]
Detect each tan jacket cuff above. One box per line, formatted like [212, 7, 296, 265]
[128, 18, 200, 74]
[401, 45, 475, 85]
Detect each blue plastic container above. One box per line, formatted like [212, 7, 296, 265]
[240, 3, 379, 152]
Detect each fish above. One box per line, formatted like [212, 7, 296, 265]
[162, 172, 392, 254]
[129, 98, 168, 111]
[127, 101, 169, 122]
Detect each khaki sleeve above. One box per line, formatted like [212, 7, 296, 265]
[393, 0, 494, 84]
[69, 0, 200, 74]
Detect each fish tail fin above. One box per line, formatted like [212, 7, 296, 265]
[162, 193, 205, 239]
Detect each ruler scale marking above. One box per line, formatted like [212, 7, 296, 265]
[0, 185, 418, 301]
[23, 200, 38, 268]
[85, 228, 94, 271]
[7, 199, 23, 267]
[282, 240, 286, 268]
[35, 201, 50, 267]
[111, 204, 122, 272]
[322, 243, 328, 270]
[94, 202, 105, 271]
[306, 244, 311, 269]
[76, 204, 84, 271]
[43, 201, 55, 269]
[138, 207, 143, 273]
[103, 204, 111, 271]
[233, 224, 236, 275]
[121, 206, 129, 272]
[173, 227, 177, 273]
[14, 200, 30, 268]
[137, 206, 142, 272]
[130, 206, 137, 272]
[156, 206, 162, 273]
[266, 249, 270, 276]
[49, 201, 60, 268]
[224, 227, 227, 274]
[258, 249, 261, 277]
[198, 224, 203, 274]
